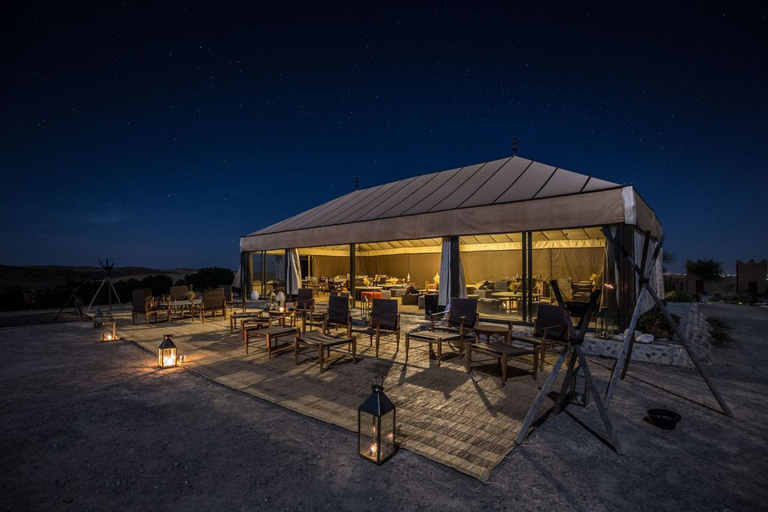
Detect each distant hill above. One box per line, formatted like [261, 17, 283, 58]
[0, 265, 202, 290]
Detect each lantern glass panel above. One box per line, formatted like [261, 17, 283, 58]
[159, 347, 177, 367]
[358, 411, 378, 462]
[101, 319, 116, 341]
[380, 409, 395, 460]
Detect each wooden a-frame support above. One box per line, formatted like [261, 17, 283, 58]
[601, 229, 733, 417]
[515, 284, 624, 454]
[54, 274, 87, 322]
[87, 259, 125, 313]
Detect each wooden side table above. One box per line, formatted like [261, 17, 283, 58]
[404, 330, 462, 367]
[295, 332, 357, 372]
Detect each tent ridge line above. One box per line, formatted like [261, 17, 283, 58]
[532, 167, 560, 199]
[323, 178, 408, 227]
[490, 160, 534, 204]
[353, 175, 422, 222]
[426, 161, 488, 213]
[372, 171, 444, 220]
[456, 156, 514, 209]
[399, 166, 466, 216]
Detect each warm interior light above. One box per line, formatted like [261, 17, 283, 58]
[163, 354, 176, 366]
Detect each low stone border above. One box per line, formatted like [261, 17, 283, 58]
[581, 302, 713, 368]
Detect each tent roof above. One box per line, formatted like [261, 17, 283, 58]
[242, 155, 661, 252]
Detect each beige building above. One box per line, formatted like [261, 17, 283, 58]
[737, 259, 768, 297]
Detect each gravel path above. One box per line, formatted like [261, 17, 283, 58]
[1, 302, 767, 511]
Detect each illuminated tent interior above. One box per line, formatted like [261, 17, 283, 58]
[240, 155, 663, 327]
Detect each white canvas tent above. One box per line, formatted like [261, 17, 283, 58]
[240, 155, 663, 326]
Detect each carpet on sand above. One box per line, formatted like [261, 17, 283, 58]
[117, 314, 558, 482]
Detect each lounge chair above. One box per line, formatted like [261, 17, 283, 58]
[428, 297, 479, 356]
[351, 298, 400, 358]
[511, 304, 568, 368]
[131, 288, 169, 325]
[199, 288, 226, 323]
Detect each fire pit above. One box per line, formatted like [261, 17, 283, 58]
[647, 408, 682, 430]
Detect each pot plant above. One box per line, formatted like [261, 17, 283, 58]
[639, 310, 681, 340]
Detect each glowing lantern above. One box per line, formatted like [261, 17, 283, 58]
[158, 334, 178, 368]
[276, 291, 286, 308]
[358, 376, 396, 465]
[101, 314, 116, 341]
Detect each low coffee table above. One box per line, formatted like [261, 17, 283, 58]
[230, 311, 268, 334]
[244, 325, 298, 357]
[405, 330, 462, 367]
[295, 332, 357, 372]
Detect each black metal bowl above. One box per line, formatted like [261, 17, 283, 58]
[647, 408, 681, 430]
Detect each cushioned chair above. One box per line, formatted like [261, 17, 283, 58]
[429, 298, 479, 355]
[512, 304, 568, 368]
[351, 298, 400, 358]
[199, 288, 226, 323]
[320, 295, 352, 337]
[131, 288, 169, 325]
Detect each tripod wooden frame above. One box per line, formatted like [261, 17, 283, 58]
[86, 259, 124, 313]
[515, 284, 624, 454]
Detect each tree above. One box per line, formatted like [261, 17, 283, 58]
[686, 259, 723, 284]
[182, 267, 235, 292]
[662, 250, 677, 273]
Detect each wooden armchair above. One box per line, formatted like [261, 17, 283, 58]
[199, 288, 226, 323]
[429, 297, 478, 355]
[131, 288, 169, 325]
[511, 304, 568, 368]
[351, 298, 400, 358]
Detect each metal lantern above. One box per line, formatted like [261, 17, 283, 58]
[358, 376, 396, 465]
[158, 334, 178, 368]
[596, 308, 615, 340]
[268, 291, 276, 306]
[101, 314, 116, 341]
[570, 364, 590, 407]
[93, 308, 104, 329]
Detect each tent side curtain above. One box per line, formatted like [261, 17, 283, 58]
[438, 237, 466, 307]
[286, 249, 301, 295]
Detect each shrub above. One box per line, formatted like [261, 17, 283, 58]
[639, 310, 681, 339]
[666, 289, 694, 302]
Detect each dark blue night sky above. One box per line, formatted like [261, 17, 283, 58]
[2, 2, 765, 273]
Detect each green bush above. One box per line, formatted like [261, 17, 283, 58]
[666, 289, 694, 302]
[181, 267, 234, 292]
[639, 310, 681, 337]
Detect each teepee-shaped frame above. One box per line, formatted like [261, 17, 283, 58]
[87, 259, 124, 313]
[601, 229, 733, 417]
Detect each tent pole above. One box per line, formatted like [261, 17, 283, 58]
[521, 231, 527, 321]
[349, 244, 356, 307]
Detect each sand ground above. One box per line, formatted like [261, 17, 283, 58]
[1, 302, 767, 511]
